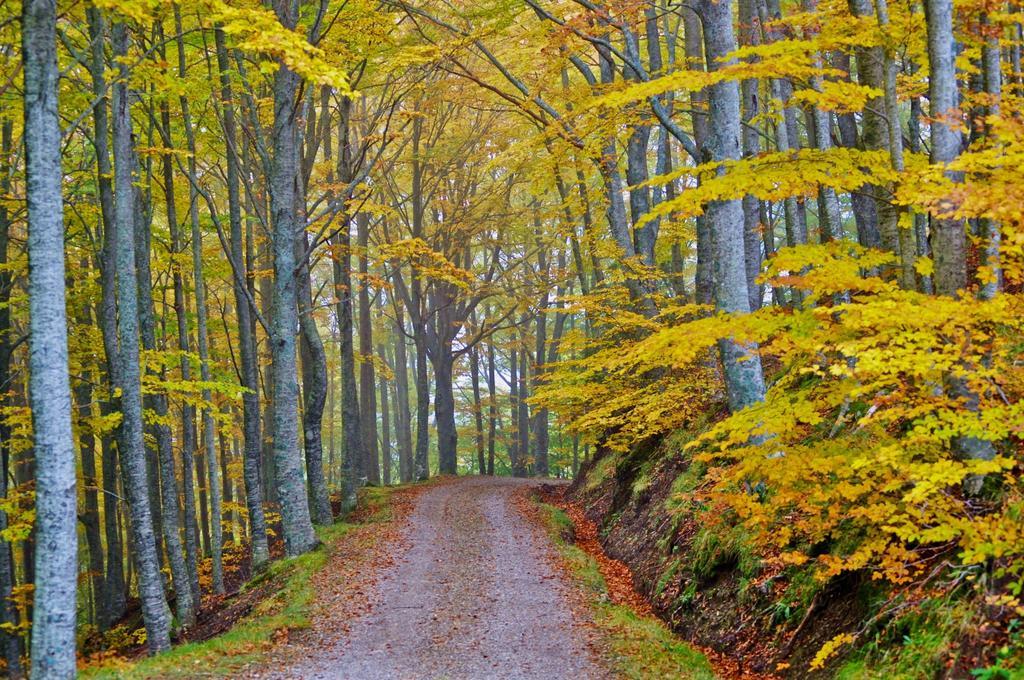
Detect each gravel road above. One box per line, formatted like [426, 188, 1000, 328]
[272, 476, 608, 680]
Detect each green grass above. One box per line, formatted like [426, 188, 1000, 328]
[833, 599, 982, 680]
[536, 503, 718, 679]
[583, 451, 619, 494]
[81, 486, 400, 679]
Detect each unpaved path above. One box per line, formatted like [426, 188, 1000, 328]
[268, 476, 608, 679]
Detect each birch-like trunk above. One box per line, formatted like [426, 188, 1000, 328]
[269, 0, 317, 556]
[112, 20, 172, 654]
[698, 0, 768, 412]
[24, 0, 78, 672]
[210, 23, 270, 568]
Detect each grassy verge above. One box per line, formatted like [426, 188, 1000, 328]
[81, 486, 400, 679]
[535, 501, 717, 680]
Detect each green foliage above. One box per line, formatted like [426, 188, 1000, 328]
[834, 599, 974, 680]
[689, 526, 760, 584]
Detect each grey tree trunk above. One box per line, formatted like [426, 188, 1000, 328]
[296, 80, 333, 522]
[682, 9, 714, 307]
[332, 220, 363, 502]
[908, 95, 935, 293]
[470, 346, 486, 474]
[801, 0, 845, 245]
[220, 426, 236, 544]
[738, 0, 764, 310]
[189, 159, 225, 595]
[410, 115, 431, 480]
[832, 50, 882, 250]
[874, 0, 917, 288]
[74, 300, 104, 637]
[925, 0, 967, 295]
[848, 0, 901, 259]
[159, 31, 203, 600]
[332, 97, 363, 507]
[87, 7, 127, 627]
[23, 1, 78, 673]
[532, 276, 550, 478]
[157, 90, 199, 624]
[486, 339, 497, 476]
[412, 297, 431, 480]
[757, 0, 808, 257]
[211, 23, 270, 568]
[697, 0, 768, 412]
[112, 20, 172, 653]
[509, 348, 521, 475]
[978, 12, 1002, 300]
[297, 230, 333, 523]
[392, 306, 414, 483]
[177, 16, 223, 591]
[378, 339, 393, 485]
[517, 339, 531, 475]
[269, 0, 318, 556]
[357, 214, 381, 484]
[925, 0, 996, 486]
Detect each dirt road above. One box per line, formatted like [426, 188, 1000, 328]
[267, 476, 608, 680]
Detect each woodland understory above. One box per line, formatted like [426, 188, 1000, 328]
[2, 0, 1024, 676]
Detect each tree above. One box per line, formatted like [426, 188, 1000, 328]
[23, 0, 77, 674]
[268, 0, 318, 557]
[696, 0, 767, 413]
[111, 19, 172, 655]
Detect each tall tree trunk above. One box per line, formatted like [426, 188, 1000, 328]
[908, 95, 934, 293]
[410, 114, 431, 480]
[156, 71, 198, 623]
[698, 0, 768, 412]
[392, 306, 414, 483]
[801, 0, 845, 246]
[509, 347, 520, 475]
[162, 24, 203, 601]
[486, 339, 497, 476]
[297, 230, 332, 523]
[739, 0, 765, 310]
[470, 346, 485, 475]
[517, 337, 531, 475]
[88, 9, 128, 628]
[296, 81, 332, 523]
[219, 425, 236, 545]
[269, 0, 318, 557]
[211, 23, 270, 568]
[926, 0, 967, 295]
[433, 345, 458, 475]
[832, 51, 882, 250]
[532, 277, 549, 478]
[357, 214, 381, 484]
[23, 1, 78, 671]
[332, 97, 363, 508]
[188, 159, 225, 596]
[378, 340, 392, 485]
[333, 220, 363, 502]
[412, 320, 431, 480]
[874, 0, 917, 288]
[848, 0, 901, 260]
[925, 0, 997, 486]
[112, 20, 172, 653]
[683, 9, 714, 306]
[978, 11, 1002, 300]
